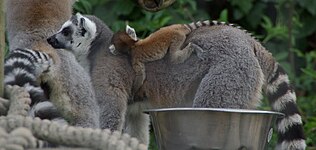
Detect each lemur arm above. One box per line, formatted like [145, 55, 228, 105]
[41, 49, 100, 128]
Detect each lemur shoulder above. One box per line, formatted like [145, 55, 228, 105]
[47, 14, 306, 149]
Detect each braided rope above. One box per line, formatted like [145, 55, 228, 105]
[5, 85, 31, 117]
[0, 96, 9, 115]
[0, 85, 147, 150]
[0, 127, 37, 149]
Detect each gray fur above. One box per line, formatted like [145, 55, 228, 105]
[41, 49, 100, 128]
[6, 0, 73, 51]
[92, 25, 262, 134]
[91, 25, 305, 149]
[5, 0, 100, 129]
[50, 14, 305, 149]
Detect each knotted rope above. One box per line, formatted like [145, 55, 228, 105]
[0, 85, 147, 150]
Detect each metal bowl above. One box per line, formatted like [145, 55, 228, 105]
[145, 108, 284, 150]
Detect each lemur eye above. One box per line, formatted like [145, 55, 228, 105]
[62, 27, 71, 36]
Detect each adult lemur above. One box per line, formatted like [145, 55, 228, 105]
[47, 13, 305, 149]
[5, 0, 99, 128]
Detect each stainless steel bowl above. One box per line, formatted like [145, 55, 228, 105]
[145, 108, 284, 150]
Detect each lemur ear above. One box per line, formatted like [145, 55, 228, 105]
[75, 13, 85, 28]
[126, 25, 137, 41]
[79, 18, 85, 29]
[76, 13, 83, 20]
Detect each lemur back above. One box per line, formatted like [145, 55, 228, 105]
[109, 20, 248, 94]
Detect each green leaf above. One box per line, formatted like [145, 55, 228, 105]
[261, 16, 288, 43]
[112, 0, 135, 15]
[297, 0, 316, 15]
[301, 68, 316, 79]
[73, 2, 86, 13]
[218, 9, 228, 22]
[294, 14, 316, 39]
[245, 2, 266, 29]
[73, 0, 93, 14]
[232, 9, 244, 20]
[159, 16, 172, 26]
[274, 51, 288, 61]
[230, 0, 253, 14]
[187, 0, 197, 10]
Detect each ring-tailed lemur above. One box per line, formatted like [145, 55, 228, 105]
[109, 24, 202, 94]
[46, 14, 305, 149]
[108, 21, 247, 95]
[5, 0, 99, 128]
[47, 13, 112, 73]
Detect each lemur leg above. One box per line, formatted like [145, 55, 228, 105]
[169, 35, 194, 64]
[193, 60, 262, 109]
[189, 43, 205, 61]
[124, 105, 150, 145]
[132, 60, 146, 93]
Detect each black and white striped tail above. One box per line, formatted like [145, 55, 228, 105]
[266, 63, 306, 150]
[184, 20, 253, 37]
[4, 48, 65, 123]
[4, 48, 50, 105]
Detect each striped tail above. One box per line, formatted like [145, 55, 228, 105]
[3, 48, 65, 122]
[184, 20, 243, 30]
[4, 48, 50, 105]
[266, 63, 306, 150]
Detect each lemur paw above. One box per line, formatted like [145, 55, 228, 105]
[29, 101, 66, 124]
[190, 43, 206, 60]
[109, 44, 119, 55]
[190, 43, 204, 53]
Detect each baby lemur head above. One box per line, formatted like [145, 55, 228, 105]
[47, 13, 97, 55]
[109, 25, 138, 55]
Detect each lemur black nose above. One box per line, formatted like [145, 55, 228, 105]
[47, 35, 60, 48]
[47, 36, 55, 45]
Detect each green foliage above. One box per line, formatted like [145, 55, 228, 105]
[74, 0, 208, 37]
[261, 16, 288, 43]
[73, 0, 316, 149]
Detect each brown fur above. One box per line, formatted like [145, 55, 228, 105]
[6, 0, 100, 128]
[111, 24, 194, 93]
[6, 0, 73, 63]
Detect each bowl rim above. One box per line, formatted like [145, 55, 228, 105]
[144, 108, 284, 116]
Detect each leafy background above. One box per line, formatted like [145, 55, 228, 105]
[1, 0, 314, 149]
[72, 0, 316, 149]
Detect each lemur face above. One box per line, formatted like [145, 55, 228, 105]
[47, 13, 97, 54]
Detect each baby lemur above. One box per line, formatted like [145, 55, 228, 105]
[109, 23, 205, 93]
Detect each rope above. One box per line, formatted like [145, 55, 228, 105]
[5, 85, 31, 117]
[0, 96, 9, 115]
[0, 127, 37, 150]
[0, 85, 147, 150]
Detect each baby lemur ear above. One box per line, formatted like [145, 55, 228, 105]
[126, 25, 138, 41]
